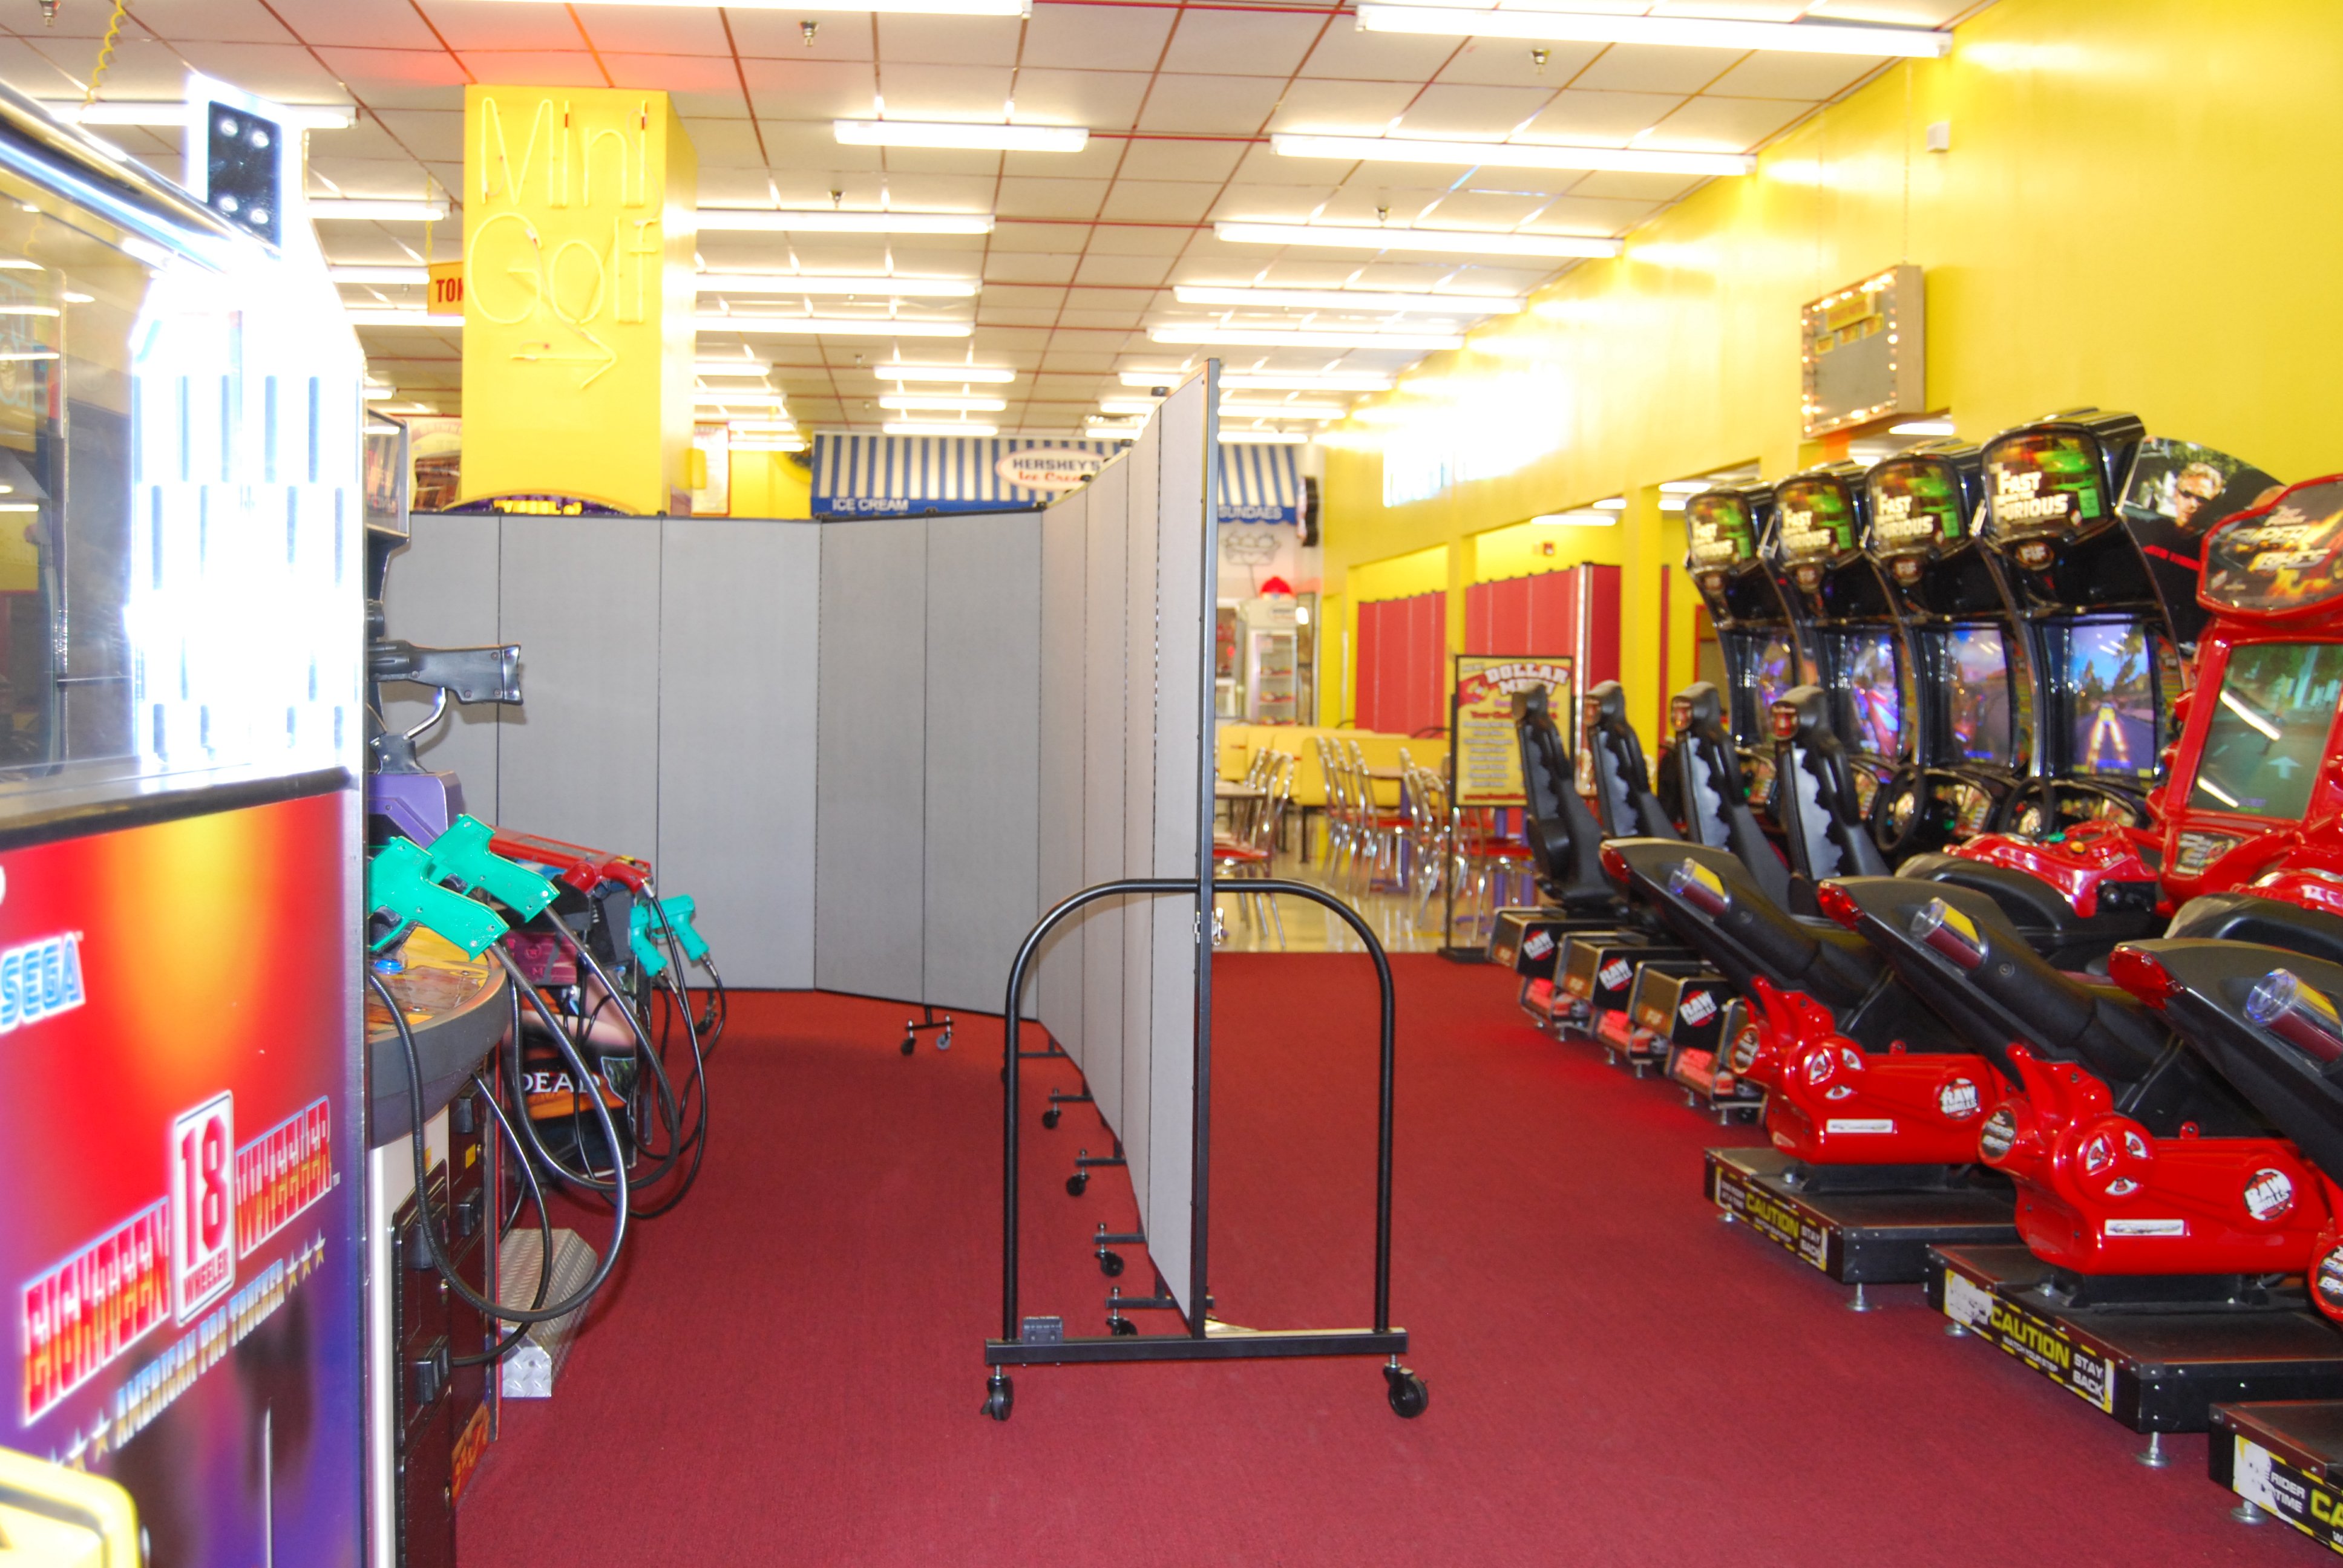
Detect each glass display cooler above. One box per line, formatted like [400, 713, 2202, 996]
[0, 77, 367, 1568]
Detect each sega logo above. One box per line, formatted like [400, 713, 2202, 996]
[0, 930, 85, 1033]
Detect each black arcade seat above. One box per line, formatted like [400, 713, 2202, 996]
[1770, 685, 1889, 883]
[1585, 680, 1681, 841]
[1670, 681, 1791, 909]
[1514, 685, 1627, 915]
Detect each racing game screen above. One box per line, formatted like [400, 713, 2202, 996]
[1832, 630, 1903, 757]
[2186, 641, 2343, 820]
[1942, 624, 2017, 766]
[1732, 632, 1801, 746]
[2065, 621, 2160, 779]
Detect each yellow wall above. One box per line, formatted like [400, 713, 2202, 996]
[1320, 0, 2343, 739]
[729, 451, 812, 518]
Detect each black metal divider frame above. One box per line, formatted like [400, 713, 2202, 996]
[986, 878, 1416, 1419]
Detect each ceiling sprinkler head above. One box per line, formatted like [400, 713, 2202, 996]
[830, 188, 844, 209]
[40, 0, 56, 24]
[1532, 47, 1550, 73]
[801, 19, 818, 45]
[1376, 204, 1390, 224]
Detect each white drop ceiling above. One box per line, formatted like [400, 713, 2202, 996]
[2, 0, 1984, 434]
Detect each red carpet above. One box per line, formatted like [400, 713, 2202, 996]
[459, 956, 2322, 1565]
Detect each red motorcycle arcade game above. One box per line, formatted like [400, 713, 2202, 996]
[0, 77, 366, 1564]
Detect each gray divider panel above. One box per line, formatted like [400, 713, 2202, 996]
[1117, 433, 1158, 1223]
[923, 513, 1043, 1013]
[815, 517, 928, 999]
[497, 515, 661, 860]
[1141, 378, 1211, 1312]
[657, 518, 821, 990]
[379, 514, 503, 818]
[1079, 460, 1129, 1117]
[1036, 491, 1087, 1058]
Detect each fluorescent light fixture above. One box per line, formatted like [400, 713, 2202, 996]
[0, 305, 57, 317]
[1215, 221, 1620, 260]
[0, 502, 39, 512]
[1659, 479, 1715, 493]
[1890, 418, 1958, 436]
[693, 361, 773, 376]
[1150, 324, 1466, 351]
[879, 394, 1008, 411]
[363, 387, 398, 400]
[696, 393, 790, 407]
[1532, 511, 1617, 526]
[873, 363, 1016, 383]
[1173, 284, 1525, 313]
[834, 119, 1086, 153]
[50, 100, 355, 129]
[310, 198, 450, 222]
[696, 208, 993, 235]
[1087, 417, 1146, 432]
[733, 439, 808, 453]
[476, 0, 1030, 12]
[1592, 496, 1626, 510]
[1270, 132, 1752, 178]
[694, 314, 972, 338]
[1354, 5, 1951, 57]
[1219, 430, 1311, 445]
[698, 272, 977, 298]
[344, 307, 456, 328]
[885, 420, 1000, 436]
[1227, 372, 1395, 393]
[332, 264, 428, 285]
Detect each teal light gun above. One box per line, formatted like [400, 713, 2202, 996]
[628, 894, 709, 977]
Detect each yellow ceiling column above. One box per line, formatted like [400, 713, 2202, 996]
[459, 86, 697, 514]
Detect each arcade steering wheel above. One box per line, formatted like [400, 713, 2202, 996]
[1869, 765, 1938, 863]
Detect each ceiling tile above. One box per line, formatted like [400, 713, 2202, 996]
[571, 5, 733, 56]
[1705, 52, 1883, 99]
[1312, 186, 1466, 224]
[986, 220, 1084, 253]
[861, 172, 997, 209]
[1561, 169, 1702, 202]
[1642, 94, 1806, 152]
[981, 284, 1069, 310]
[971, 325, 1051, 350]
[270, 0, 447, 49]
[451, 52, 610, 90]
[1297, 27, 1462, 84]
[681, 120, 772, 166]
[724, 13, 875, 60]
[1268, 80, 1418, 136]
[311, 49, 471, 109]
[980, 252, 1082, 284]
[1033, 348, 1121, 373]
[741, 59, 879, 122]
[600, 55, 748, 97]
[870, 63, 1014, 120]
[1110, 139, 1248, 183]
[123, 0, 295, 44]
[1081, 226, 1193, 258]
[413, 1, 586, 51]
[1134, 74, 1282, 136]
[1518, 88, 1688, 146]
[1099, 180, 1217, 223]
[368, 108, 464, 163]
[1000, 139, 1124, 178]
[1075, 253, 1173, 286]
[978, 307, 1062, 327]
[1390, 82, 1556, 139]
[873, 14, 1025, 67]
[0, 39, 93, 99]
[1210, 184, 1341, 222]
[1061, 305, 1150, 330]
[755, 120, 885, 175]
[1568, 42, 1748, 93]
[1017, 5, 1177, 73]
[995, 177, 1110, 220]
[1417, 190, 1552, 227]
[76, 38, 232, 99]
[997, 68, 1153, 134]
[1434, 39, 1603, 89]
[1159, 11, 1328, 79]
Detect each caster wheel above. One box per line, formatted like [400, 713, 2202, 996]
[981, 1373, 1014, 1422]
[1042, 1108, 1061, 1129]
[900, 1034, 916, 1057]
[1384, 1366, 1429, 1419]
[937, 1028, 953, 1051]
[1098, 1249, 1125, 1278]
[1109, 1315, 1137, 1337]
[1066, 1172, 1089, 1197]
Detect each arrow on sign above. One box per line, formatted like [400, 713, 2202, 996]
[512, 327, 618, 389]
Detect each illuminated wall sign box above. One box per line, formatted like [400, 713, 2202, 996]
[1800, 263, 1925, 438]
[460, 86, 697, 515]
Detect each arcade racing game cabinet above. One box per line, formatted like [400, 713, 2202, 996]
[0, 77, 370, 1566]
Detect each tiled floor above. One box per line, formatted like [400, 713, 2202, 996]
[1211, 829, 1533, 956]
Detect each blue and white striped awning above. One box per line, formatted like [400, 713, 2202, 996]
[1216, 442, 1302, 526]
[811, 434, 1130, 517]
[810, 433, 1305, 525]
